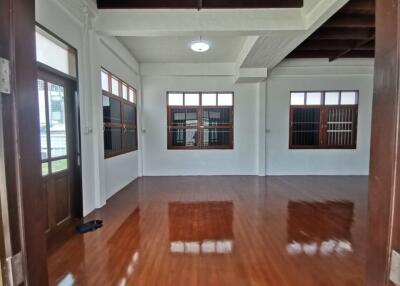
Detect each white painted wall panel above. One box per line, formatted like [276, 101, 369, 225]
[266, 74, 373, 175]
[141, 76, 258, 176]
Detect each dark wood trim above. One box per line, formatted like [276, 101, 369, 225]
[96, 0, 304, 9]
[366, 0, 400, 285]
[1, 0, 49, 284]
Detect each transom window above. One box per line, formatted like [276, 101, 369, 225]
[167, 92, 234, 149]
[289, 91, 358, 149]
[101, 68, 138, 158]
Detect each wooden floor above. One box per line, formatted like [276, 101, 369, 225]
[47, 176, 368, 286]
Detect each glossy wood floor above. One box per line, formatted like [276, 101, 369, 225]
[47, 176, 368, 286]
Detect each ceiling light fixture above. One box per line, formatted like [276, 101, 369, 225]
[191, 36, 210, 53]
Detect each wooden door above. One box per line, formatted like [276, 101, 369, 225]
[37, 70, 81, 237]
[367, 0, 400, 285]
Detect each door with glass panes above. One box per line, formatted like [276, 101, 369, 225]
[37, 69, 81, 236]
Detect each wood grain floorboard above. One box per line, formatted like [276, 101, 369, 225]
[47, 176, 368, 286]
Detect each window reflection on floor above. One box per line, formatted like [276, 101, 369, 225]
[169, 201, 234, 255]
[286, 200, 354, 256]
[56, 273, 75, 286]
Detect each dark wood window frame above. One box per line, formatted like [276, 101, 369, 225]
[289, 90, 359, 149]
[167, 92, 234, 150]
[102, 68, 138, 158]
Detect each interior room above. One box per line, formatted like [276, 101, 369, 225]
[4, 0, 400, 285]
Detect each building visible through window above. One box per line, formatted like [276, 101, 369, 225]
[167, 92, 234, 149]
[289, 91, 358, 149]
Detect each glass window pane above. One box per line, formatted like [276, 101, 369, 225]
[122, 84, 128, 100]
[291, 108, 320, 146]
[101, 70, 109, 91]
[325, 92, 340, 105]
[111, 77, 119, 96]
[51, 159, 68, 173]
[37, 79, 48, 160]
[129, 88, 136, 103]
[202, 93, 217, 106]
[168, 93, 183, 106]
[203, 108, 231, 126]
[36, 31, 70, 76]
[169, 128, 197, 147]
[341, 91, 358, 105]
[123, 104, 136, 125]
[306, 92, 322, 105]
[218, 93, 233, 106]
[104, 127, 122, 153]
[125, 128, 137, 150]
[185, 93, 200, 106]
[203, 128, 231, 147]
[48, 82, 67, 158]
[42, 162, 49, 176]
[171, 108, 198, 126]
[103, 96, 121, 124]
[290, 92, 305, 105]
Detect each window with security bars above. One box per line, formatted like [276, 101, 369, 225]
[101, 68, 138, 158]
[167, 92, 233, 149]
[289, 91, 358, 149]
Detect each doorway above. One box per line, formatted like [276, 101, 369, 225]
[37, 68, 82, 243]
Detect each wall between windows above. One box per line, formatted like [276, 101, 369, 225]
[99, 41, 141, 199]
[141, 75, 259, 176]
[265, 59, 374, 175]
[36, 0, 141, 215]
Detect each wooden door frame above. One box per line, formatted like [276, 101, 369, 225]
[0, 0, 48, 285]
[367, 0, 400, 285]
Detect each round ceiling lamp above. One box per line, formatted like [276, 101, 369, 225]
[190, 36, 210, 52]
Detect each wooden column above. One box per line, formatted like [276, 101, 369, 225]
[367, 0, 400, 285]
[1, 0, 49, 284]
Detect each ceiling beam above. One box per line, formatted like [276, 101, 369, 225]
[341, 0, 375, 14]
[96, 0, 304, 9]
[324, 14, 375, 28]
[329, 35, 375, 61]
[297, 39, 374, 51]
[309, 28, 374, 40]
[287, 50, 375, 59]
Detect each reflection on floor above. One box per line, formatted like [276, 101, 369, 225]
[287, 201, 354, 256]
[47, 176, 368, 286]
[169, 201, 234, 254]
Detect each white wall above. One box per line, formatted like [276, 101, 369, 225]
[99, 39, 141, 199]
[36, 0, 141, 214]
[265, 59, 374, 175]
[141, 74, 259, 176]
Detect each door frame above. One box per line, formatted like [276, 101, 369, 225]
[1, 0, 49, 284]
[366, 0, 400, 285]
[37, 67, 83, 236]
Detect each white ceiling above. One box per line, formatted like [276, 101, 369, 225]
[119, 35, 247, 63]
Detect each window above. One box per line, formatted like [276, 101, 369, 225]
[167, 92, 234, 149]
[35, 26, 77, 78]
[101, 68, 138, 158]
[38, 79, 69, 175]
[289, 91, 358, 149]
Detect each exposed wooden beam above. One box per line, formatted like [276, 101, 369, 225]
[97, 0, 304, 9]
[287, 50, 375, 59]
[341, 0, 375, 15]
[310, 28, 374, 40]
[329, 35, 375, 61]
[325, 14, 375, 28]
[297, 39, 374, 51]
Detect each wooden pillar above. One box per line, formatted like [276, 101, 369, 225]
[0, 0, 48, 284]
[367, 0, 400, 285]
